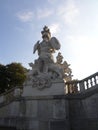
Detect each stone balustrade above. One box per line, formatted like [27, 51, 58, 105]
[0, 72, 98, 105]
[65, 72, 98, 94]
[0, 87, 22, 105]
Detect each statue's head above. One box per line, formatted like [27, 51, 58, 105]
[41, 26, 51, 41]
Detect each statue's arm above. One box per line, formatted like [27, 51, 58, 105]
[33, 41, 40, 54]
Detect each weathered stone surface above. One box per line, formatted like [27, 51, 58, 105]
[53, 99, 66, 119]
[0, 102, 20, 117]
[0, 96, 69, 130]
[25, 26, 72, 91]
[0, 87, 98, 130]
[67, 88, 98, 130]
[49, 120, 67, 130]
[22, 81, 65, 96]
[26, 100, 38, 117]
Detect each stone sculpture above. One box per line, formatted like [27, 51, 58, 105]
[25, 26, 72, 89]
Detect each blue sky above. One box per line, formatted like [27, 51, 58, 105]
[1, 0, 98, 80]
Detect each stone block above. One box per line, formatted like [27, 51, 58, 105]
[26, 100, 38, 117]
[22, 81, 65, 96]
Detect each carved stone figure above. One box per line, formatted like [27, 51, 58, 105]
[25, 26, 72, 89]
[56, 52, 63, 64]
[33, 26, 60, 73]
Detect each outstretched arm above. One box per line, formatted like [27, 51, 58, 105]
[33, 40, 40, 54]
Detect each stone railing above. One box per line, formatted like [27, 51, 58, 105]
[0, 87, 23, 105]
[65, 72, 98, 94]
[0, 72, 98, 104]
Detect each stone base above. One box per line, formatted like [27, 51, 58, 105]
[22, 81, 65, 97]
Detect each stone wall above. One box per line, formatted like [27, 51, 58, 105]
[67, 85, 98, 130]
[0, 85, 98, 130]
[0, 95, 69, 130]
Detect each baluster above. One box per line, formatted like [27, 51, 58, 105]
[96, 76, 98, 84]
[90, 78, 93, 87]
[65, 83, 72, 94]
[69, 83, 72, 93]
[77, 83, 80, 92]
[71, 82, 77, 93]
[70, 81, 78, 93]
[67, 83, 70, 94]
[86, 80, 89, 89]
[79, 81, 85, 92]
[65, 83, 68, 94]
[94, 76, 97, 85]
[67, 83, 69, 93]
[74, 82, 78, 93]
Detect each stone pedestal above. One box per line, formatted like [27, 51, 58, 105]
[22, 81, 66, 97]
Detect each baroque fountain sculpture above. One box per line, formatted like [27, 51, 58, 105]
[25, 26, 72, 90]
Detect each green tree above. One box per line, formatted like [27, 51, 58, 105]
[6, 62, 27, 88]
[0, 64, 8, 93]
[0, 63, 27, 94]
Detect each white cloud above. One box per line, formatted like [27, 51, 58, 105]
[57, 0, 79, 25]
[37, 8, 53, 19]
[49, 23, 60, 35]
[16, 11, 33, 22]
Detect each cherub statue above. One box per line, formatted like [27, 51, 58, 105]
[25, 26, 73, 89]
[33, 26, 61, 73]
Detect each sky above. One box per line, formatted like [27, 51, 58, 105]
[0, 0, 98, 80]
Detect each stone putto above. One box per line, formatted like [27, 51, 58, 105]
[25, 26, 72, 89]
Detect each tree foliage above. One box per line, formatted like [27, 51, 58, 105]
[0, 64, 8, 93]
[0, 63, 27, 94]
